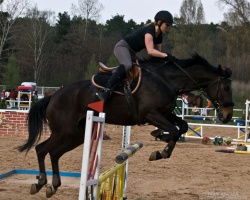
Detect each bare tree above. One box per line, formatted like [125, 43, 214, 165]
[217, 0, 250, 25]
[216, 0, 250, 82]
[0, 0, 29, 59]
[21, 6, 56, 83]
[71, 0, 104, 40]
[180, 0, 205, 24]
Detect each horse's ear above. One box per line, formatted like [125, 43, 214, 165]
[218, 64, 222, 71]
[218, 64, 232, 78]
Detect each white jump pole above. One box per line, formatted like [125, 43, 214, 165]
[122, 126, 131, 199]
[78, 110, 105, 200]
[245, 100, 250, 142]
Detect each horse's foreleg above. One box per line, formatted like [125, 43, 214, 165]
[168, 114, 188, 134]
[30, 140, 49, 195]
[149, 131, 179, 161]
[160, 114, 188, 158]
[148, 112, 188, 161]
[145, 111, 180, 161]
[161, 140, 176, 158]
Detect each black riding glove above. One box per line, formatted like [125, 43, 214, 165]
[164, 53, 176, 63]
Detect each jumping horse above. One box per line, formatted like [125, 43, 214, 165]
[18, 54, 234, 198]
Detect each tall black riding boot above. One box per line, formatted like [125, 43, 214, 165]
[96, 64, 126, 102]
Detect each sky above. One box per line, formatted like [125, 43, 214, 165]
[31, 0, 228, 24]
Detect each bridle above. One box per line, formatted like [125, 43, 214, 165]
[142, 60, 234, 112]
[173, 61, 234, 111]
[201, 77, 234, 110]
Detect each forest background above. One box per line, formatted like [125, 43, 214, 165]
[0, 0, 249, 109]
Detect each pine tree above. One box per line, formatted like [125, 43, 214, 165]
[106, 54, 119, 67]
[85, 54, 99, 80]
[3, 56, 20, 89]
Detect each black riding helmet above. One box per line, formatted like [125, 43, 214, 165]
[154, 10, 174, 26]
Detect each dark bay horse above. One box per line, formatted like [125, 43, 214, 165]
[18, 54, 234, 197]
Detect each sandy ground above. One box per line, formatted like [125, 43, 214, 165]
[1, 124, 250, 200]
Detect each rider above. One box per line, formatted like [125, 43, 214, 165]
[96, 10, 176, 102]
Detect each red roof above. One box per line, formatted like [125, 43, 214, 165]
[16, 86, 34, 91]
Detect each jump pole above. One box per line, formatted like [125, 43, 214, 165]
[79, 101, 139, 200]
[97, 142, 143, 199]
[116, 141, 143, 164]
[245, 100, 250, 142]
[121, 126, 131, 198]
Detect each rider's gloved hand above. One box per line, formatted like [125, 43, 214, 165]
[164, 53, 176, 63]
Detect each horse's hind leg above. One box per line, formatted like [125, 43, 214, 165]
[30, 139, 50, 195]
[46, 134, 84, 198]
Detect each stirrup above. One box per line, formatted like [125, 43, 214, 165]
[96, 88, 111, 102]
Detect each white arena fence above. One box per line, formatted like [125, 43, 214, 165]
[3, 86, 60, 110]
[176, 98, 250, 142]
[1, 86, 249, 142]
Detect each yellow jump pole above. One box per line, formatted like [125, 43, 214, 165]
[98, 142, 143, 199]
[237, 134, 245, 140]
[98, 162, 126, 184]
[187, 127, 201, 136]
[98, 161, 126, 199]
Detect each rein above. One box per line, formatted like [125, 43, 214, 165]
[172, 61, 201, 91]
[140, 62, 177, 95]
[171, 61, 233, 110]
[171, 61, 211, 96]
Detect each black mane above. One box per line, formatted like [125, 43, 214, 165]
[176, 53, 213, 69]
[180, 54, 232, 78]
[139, 53, 231, 78]
[140, 53, 214, 69]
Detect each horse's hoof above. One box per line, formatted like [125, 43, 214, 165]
[150, 129, 163, 137]
[30, 184, 39, 194]
[46, 186, 57, 198]
[149, 151, 163, 161]
[161, 149, 171, 159]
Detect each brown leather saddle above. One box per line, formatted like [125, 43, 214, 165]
[91, 62, 142, 95]
[92, 62, 142, 125]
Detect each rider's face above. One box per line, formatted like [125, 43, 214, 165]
[161, 22, 171, 33]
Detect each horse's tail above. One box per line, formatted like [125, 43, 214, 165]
[17, 95, 52, 153]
